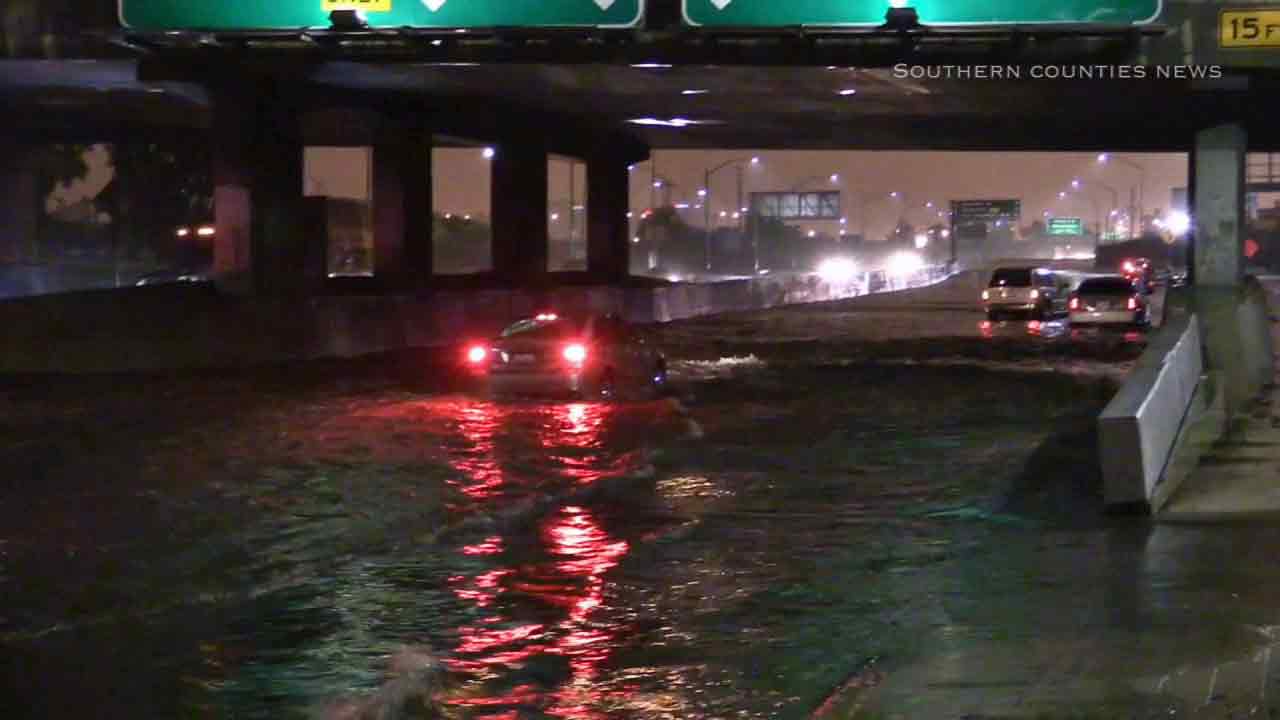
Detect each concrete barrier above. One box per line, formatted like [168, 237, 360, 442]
[0, 264, 942, 373]
[1098, 312, 1203, 510]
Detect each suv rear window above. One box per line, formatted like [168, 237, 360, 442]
[1078, 277, 1136, 294]
[500, 317, 582, 339]
[989, 269, 1033, 287]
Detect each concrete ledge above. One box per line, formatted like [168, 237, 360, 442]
[1098, 312, 1203, 510]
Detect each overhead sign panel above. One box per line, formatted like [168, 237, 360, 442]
[119, 0, 643, 31]
[1220, 9, 1280, 48]
[683, 0, 1161, 27]
[952, 199, 1021, 222]
[1048, 217, 1084, 236]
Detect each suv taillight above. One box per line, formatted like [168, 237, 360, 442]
[563, 343, 588, 365]
[1128, 296, 1139, 311]
[1069, 296, 1080, 311]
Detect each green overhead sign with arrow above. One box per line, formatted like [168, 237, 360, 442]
[682, 0, 1162, 27]
[119, 0, 644, 31]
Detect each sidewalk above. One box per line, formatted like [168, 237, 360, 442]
[1159, 277, 1280, 520]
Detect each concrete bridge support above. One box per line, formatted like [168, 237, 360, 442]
[208, 93, 643, 295]
[1190, 123, 1274, 418]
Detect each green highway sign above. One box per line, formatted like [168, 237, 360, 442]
[683, 0, 1162, 27]
[119, 0, 643, 31]
[1048, 217, 1084, 236]
[951, 199, 1021, 223]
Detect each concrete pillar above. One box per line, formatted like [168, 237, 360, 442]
[372, 131, 433, 290]
[587, 155, 630, 283]
[491, 144, 548, 284]
[1191, 124, 1246, 287]
[211, 88, 304, 295]
[1189, 124, 1267, 417]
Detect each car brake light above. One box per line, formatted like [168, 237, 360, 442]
[1030, 289, 1040, 300]
[536, 313, 559, 322]
[467, 346, 487, 364]
[563, 343, 587, 364]
[1128, 296, 1138, 311]
[982, 290, 989, 300]
[1069, 297, 1080, 311]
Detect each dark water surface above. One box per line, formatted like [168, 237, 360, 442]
[5, 355, 1280, 719]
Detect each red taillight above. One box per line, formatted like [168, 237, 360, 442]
[1128, 296, 1138, 311]
[563, 343, 587, 364]
[467, 346, 487, 364]
[1069, 296, 1080, 311]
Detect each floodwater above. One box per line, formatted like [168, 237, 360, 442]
[3, 322, 1280, 719]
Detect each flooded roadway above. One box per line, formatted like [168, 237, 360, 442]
[4, 304, 1280, 719]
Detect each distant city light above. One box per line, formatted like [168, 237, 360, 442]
[750, 156, 761, 164]
[808, 230, 817, 238]
[914, 233, 929, 249]
[626, 211, 633, 218]
[1058, 191, 1067, 198]
[550, 213, 560, 221]
[675, 203, 691, 209]
[887, 251, 924, 277]
[839, 217, 847, 225]
[654, 180, 664, 188]
[682, 89, 710, 95]
[482, 147, 495, 159]
[838, 89, 857, 96]
[830, 174, 840, 183]
[732, 212, 741, 219]
[720, 211, 728, 217]
[697, 188, 707, 197]
[1166, 210, 1191, 236]
[1097, 153, 1110, 163]
[817, 257, 858, 284]
[464, 214, 471, 220]
[889, 191, 900, 198]
[941, 229, 951, 238]
[1071, 179, 1080, 189]
[175, 227, 190, 237]
[633, 236, 641, 243]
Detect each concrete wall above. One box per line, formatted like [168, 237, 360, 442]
[1098, 311, 1204, 510]
[0, 271, 892, 373]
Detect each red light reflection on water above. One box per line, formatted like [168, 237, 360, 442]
[446, 506, 631, 717]
[541, 403, 609, 484]
[453, 402, 505, 500]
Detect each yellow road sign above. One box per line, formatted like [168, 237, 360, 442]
[1220, 8, 1280, 48]
[322, 0, 392, 13]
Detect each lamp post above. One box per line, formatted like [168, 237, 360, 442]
[703, 155, 760, 273]
[1097, 153, 1147, 239]
[1061, 189, 1102, 253]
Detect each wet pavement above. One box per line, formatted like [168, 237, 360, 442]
[3, 301, 1278, 720]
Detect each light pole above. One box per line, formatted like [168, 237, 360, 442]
[1073, 177, 1120, 243]
[703, 155, 760, 273]
[1060, 189, 1102, 253]
[1097, 153, 1147, 239]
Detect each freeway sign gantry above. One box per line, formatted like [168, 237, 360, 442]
[682, 0, 1162, 27]
[119, 0, 643, 31]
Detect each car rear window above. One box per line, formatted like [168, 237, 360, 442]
[1078, 277, 1136, 294]
[499, 317, 582, 339]
[989, 269, 1033, 287]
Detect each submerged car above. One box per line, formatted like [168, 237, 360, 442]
[981, 267, 1070, 320]
[464, 312, 667, 400]
[1068, 275, 1151, 330]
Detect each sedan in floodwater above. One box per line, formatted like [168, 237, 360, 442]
[1068, 275, 1151, 334]
[463, 312, 668, 400]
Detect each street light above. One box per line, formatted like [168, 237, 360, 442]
[703, 155, 762, 272]
[1097, 153, 1147, 239]
[482, 147, 495, 159]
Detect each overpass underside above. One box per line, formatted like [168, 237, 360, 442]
[2, 14, 1278, 295]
